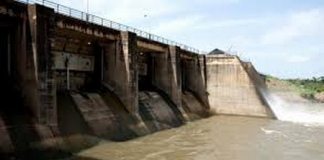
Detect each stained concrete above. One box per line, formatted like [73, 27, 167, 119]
[182, 91, 209, 120]
[205, 54, 273, 117]
[181, 53, 209, 119]
[139, 91, 183, 132]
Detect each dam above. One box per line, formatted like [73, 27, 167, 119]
[0, 0, 275, 159]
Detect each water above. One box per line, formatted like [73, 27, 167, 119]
[56, 89, 324, 160]
[260, 88, 324, 124]
[65, 116, 324, 160]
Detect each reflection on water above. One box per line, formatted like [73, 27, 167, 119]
[68, 116, 324, 160]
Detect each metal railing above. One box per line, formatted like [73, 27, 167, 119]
[17, 0, 204, 54]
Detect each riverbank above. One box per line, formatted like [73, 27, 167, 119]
[266, 76, 324, 103]
[265, 76, 324, 124]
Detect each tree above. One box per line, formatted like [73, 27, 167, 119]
[320, 76, 324, 83]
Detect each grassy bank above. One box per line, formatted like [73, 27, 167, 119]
[287, 77, 324, 100]
[266, 75, 324, 101]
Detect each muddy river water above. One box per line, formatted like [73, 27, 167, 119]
[65, 115, 324, 160]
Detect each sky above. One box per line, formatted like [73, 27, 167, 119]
[53, 0, 324, 79]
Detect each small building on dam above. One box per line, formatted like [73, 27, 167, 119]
[0, 0, 275, 158]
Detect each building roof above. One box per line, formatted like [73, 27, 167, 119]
[209, 48, 226, 55]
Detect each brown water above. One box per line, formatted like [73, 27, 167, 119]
[64, 116, 324, 160]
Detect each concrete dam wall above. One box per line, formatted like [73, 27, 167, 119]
[206, 54, 273, 117]
[0, 0, 274, 158]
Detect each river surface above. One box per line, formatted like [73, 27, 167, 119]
[65, 116, 324, 160]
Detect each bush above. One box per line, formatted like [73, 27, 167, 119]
[301, 92, 315, 99]
[265, 75, 273, 82]
[288, 77, 324, 100]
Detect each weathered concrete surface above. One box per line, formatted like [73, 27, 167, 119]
[181, 53, 209, 118]
[241, 61, 276, 118]
[149, 46, 189, 121]
[242, 62, 266, 87]
[68, 92, 139, 140]
[182, 91, 209, 120]
[28, 4, 57, 125]
[138, 91, 183, 132]
[118, 32, 139, 114]
[70, 93, 119, 137]
[206, 54, 273, 117]
[100, 91, 147, 137]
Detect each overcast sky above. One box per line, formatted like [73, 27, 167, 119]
[53, 0, 324, 79]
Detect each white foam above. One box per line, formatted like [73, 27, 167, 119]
[260, 88, 324, 125]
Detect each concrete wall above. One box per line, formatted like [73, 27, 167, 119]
[151, 46, 181, 107]
[52, 37, 95, 91]
[205, 54, 272, 117]
[138, 91, 182, 132]
[150, 46, 188, 121]
[181, 55, 209, 107]
[28, 4, 57, 125]
[113, 32, 138, 114]
[180, 54, 209, 119]
[242, 62, 266, 87]
[182, 91, 208, 119]
[70, 93, 124, 138]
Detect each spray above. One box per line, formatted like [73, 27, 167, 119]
[259, 88, 324, 124]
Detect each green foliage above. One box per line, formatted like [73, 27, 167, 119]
[301, 92, 315, 99]
[265, 74, 275, 82]
[288, 76, 324, 100]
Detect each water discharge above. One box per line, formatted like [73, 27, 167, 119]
[260, 88, 324, 124]
[51, 88, 324, 160]
[66, 116, 324, 160]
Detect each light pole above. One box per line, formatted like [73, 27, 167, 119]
[86, 0, 89, 21]
[87, 0, 89, 14]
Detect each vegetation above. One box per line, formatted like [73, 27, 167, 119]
[264, 74, 324, 101]
[287, 77, 324, 100]
[265, 75, 275, 82]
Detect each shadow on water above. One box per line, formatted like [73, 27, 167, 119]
[0, 152, 103, 160]
[0, 149, 71, 160]
[59, 156, 104, 160]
